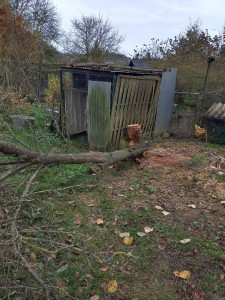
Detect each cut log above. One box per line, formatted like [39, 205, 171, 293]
[0, 140, 149, 166]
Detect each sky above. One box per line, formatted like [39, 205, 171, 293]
[52, 0, 225, 56]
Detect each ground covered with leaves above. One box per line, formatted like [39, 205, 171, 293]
[0, 137, 225, 299]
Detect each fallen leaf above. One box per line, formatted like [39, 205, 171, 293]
[78, 287, 85, 293]
[30, 252, 36, 261]
[56, 264, 68, 273]
[57, 227, 65, 232]
[221, 201, 225, 204]
[173, 270, 191, 279]
[51, 253, 57, 259]
[143, 151, 149, 157]
[144, 227, 154, 233]
[100, 266, 109, 272]
[101, 282, 108, 291]
[108, 165, 114, 169]
[220, 274, 225, 281]
[90, 296, 99, 300]
[179, 270, 191, 279]
[137, 232, 147, 237]
[108, 280, 118, 293]
[123, 237, 133, 245]
[85, 274, 93, 279]
[188, 204, 196, 209]
[75, 219, 81, 225]
[158, 245, 165, 250]
[129, 186, 134, 191]
[68, 200, 76, 204]
[119, 232, 130, 238]
[180, 238, 191, 244]
[75, 272, 79, 278]
[162, 211, 170, 216]
[155, 205, 163, 210]
[96, 218, 104, 225]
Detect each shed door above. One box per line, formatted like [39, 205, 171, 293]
[87, 81, 111, 150]
[64, 88, 87, 135]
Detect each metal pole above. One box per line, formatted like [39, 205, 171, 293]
[195, 57, 215, 125]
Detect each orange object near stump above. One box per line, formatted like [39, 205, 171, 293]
[127, 124, 142, 143]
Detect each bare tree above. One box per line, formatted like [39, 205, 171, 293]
[67, 14, 125, 61]
[9, 0, 60, 43]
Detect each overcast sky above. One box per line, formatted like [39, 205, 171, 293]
[52, 0, 225, 56]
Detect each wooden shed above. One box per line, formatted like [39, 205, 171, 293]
[59, 64, 176, 150]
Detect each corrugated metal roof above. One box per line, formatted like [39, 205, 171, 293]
[60, 63, 161, 76]
[205, 102, 225, 121]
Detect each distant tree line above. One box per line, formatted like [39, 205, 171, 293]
[133, 20, 222, 60]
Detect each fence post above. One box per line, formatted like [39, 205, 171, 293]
[195, 57, 215, 125]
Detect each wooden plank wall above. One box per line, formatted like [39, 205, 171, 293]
[87, 81, 111, 150]
[64, 88, 87, 135]
[108, 75, 161, 150]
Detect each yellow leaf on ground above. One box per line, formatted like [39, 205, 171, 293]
[180, 238, 191, 244]
[144, 227, 154, 233]
[179, 270, 191, 279]
[173, 271, 180, 277]
[162, 211, 170, 216]
[108, 280, 118, 293]
[137, 232, 146, 237]
[188, 204, 196, 209]
[96, 218, 104, 225]
[119, 232, 130, 238]
[123, 237, 133, 245]
[155, 205, 163, 210]
[173, 270, 191, 279]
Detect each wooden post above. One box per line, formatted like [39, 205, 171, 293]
[195, 57, 215, 125]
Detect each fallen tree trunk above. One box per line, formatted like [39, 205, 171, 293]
[0, 140, 149, 166]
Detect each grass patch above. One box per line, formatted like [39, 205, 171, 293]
[185, 154, 206, 168]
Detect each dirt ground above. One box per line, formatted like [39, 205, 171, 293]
[90, 140, 225, 299]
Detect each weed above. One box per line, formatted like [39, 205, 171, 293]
[185, 154, 206, 168]
[205, 142, 224, 151]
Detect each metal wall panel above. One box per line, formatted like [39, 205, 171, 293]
[87, 81, 111, 150]
[154, 68, 177, 135]
[64, 88, 87, 135]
